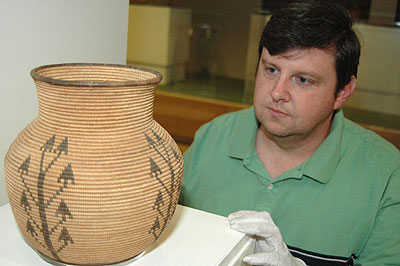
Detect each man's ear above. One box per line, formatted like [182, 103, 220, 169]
[334, 76, 356, 110]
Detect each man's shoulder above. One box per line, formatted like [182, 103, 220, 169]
[196, 107, 254, 137]
[208, 107, 252, 124]
[343, 118, 400, 158]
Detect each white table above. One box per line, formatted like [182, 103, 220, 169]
[0, 204, 254, 266]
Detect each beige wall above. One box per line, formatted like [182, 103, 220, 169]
[127, 5, 192, 84]
[343, 23, 400, 116]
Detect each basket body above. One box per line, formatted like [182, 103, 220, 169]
[4, 63, 183, 265]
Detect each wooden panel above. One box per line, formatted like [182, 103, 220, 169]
[154, 90, 250, 145]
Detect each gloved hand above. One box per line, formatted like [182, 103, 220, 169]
[228, 210, 306, 266]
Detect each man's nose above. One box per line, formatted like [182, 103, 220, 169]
[270, 77, 290, 102]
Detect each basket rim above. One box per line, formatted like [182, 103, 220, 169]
[30, 63, 163, 87]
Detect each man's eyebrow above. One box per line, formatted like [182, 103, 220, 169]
[261, 58, 276, 67]
[295, 70, 322, 79]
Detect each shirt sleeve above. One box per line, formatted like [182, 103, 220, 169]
[178, 143, 194, 205]
[355, 166, 400, 265]
[178, 122, 209, 206]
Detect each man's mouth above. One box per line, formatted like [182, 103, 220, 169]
[268, 107, 289, 117]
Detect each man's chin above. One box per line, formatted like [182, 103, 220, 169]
[262, 125, 293, 139]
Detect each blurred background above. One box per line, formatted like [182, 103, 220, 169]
[128, 0, 400, 118]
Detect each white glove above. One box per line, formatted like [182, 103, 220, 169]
[228, 210, 306, 266]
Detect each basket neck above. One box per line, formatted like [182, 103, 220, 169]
[35, 81, 156, 130]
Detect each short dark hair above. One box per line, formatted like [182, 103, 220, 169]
[258, 1, 361, 94]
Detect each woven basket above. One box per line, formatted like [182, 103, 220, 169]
[4, 63, 183, 265]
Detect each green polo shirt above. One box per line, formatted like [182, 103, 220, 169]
[179, 107, 400, 265]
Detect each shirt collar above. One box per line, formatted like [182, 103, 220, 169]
[302, 109, 343, 183]
[229, 107, 344, 184]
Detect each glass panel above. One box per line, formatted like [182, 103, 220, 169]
[127, 0, 400, 129]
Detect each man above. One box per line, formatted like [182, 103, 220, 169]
[179, 1, 400, 266]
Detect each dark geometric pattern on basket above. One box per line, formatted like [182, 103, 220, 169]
[19, 135, 74, 261]
[145, 129, 181, 240]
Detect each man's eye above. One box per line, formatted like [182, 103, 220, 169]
[266, 67, 278, 74]
[297, 76, 312, 85]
